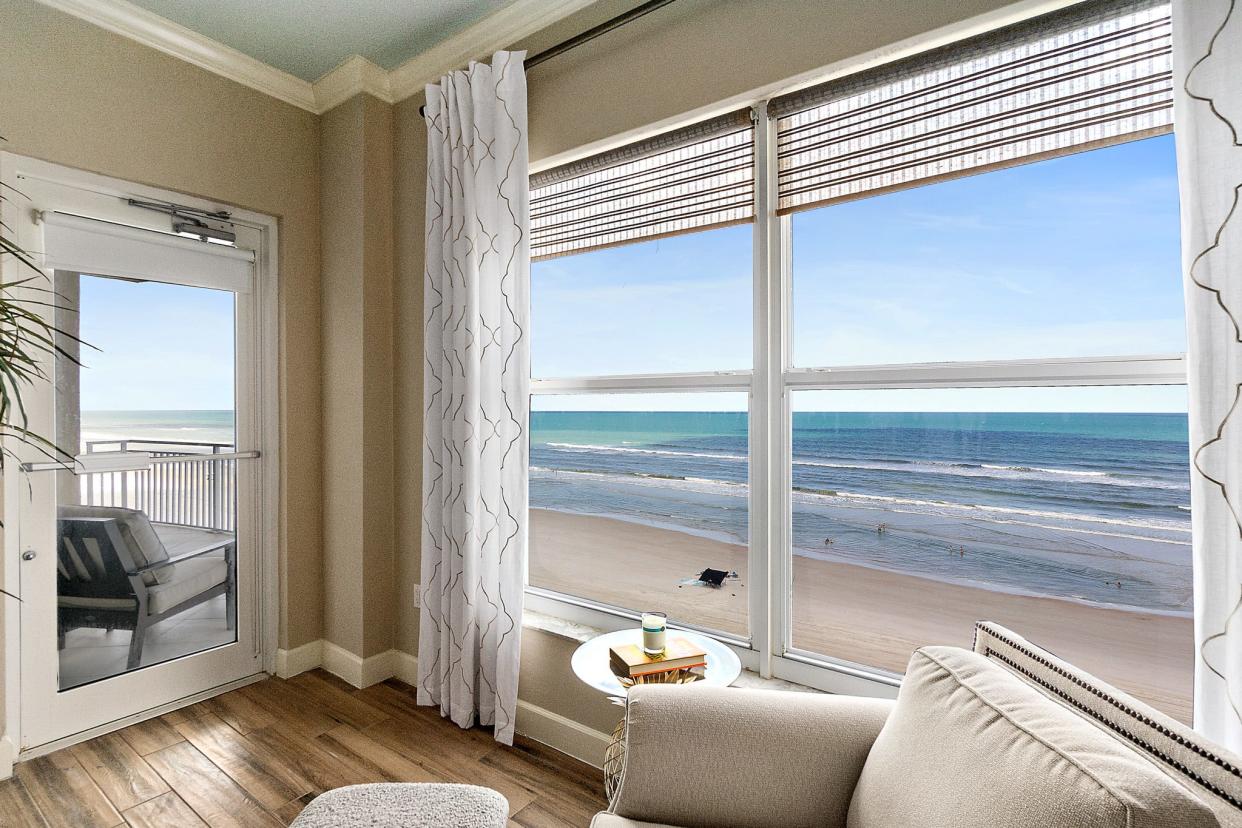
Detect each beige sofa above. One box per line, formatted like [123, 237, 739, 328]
[593, 622, 1242, 828]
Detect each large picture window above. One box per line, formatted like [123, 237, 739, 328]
[527, 111, 756, 639]
[527, 0, 1188, 722]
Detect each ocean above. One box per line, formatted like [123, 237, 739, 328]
[84, 410, 1192, 615]
[80, 410, 236, 448]
[530, 411, 1192, 615]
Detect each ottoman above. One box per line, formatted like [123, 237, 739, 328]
[290, 783, 509, 828]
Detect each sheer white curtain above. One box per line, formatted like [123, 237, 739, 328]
[418, 50, 529, 745]
[1174, 0, 1242, 752]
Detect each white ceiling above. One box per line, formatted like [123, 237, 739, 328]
[124, 0, 521, 81]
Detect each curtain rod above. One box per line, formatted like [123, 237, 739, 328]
[419, 0, 679, 117]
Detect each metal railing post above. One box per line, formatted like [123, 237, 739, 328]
[213, 445, 225, 530]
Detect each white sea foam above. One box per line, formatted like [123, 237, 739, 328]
[982, 463, 1106, 477]
[530, 466, 1190, 537]
[803, 489, 1190, 534]
[540, 441, 1185, 490]
[545, 442, 748, 462]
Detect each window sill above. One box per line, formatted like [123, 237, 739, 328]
[523, 609, 602, 644]
[523, 602, 825, 694]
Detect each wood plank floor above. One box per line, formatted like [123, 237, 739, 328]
[0, 671, 606, 827]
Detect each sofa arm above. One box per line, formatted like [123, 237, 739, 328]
[610, 684, 893, 828]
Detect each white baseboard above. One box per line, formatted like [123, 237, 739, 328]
[393, 649, 419, 685]
[0, 734, 15, 781]
[276, 642, 609, 767]
[277, 638, 404, 687]
[515, 700, 612, 770]
[320, 641, 399, 689]
[275, 639, 323, 679]
[388, 650, 610, 767]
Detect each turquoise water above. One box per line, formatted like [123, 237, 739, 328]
[80, 410, 235, 447]
[86, 409, 1193, 612]
[531, 410, 1192, 613]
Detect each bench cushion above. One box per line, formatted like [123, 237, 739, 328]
[847, 646, 1218, 828]
[146, 553, 227, 615]
[60, 505, 174, 585]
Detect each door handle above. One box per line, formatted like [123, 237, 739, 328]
[21, 450, 259, 473]
[21, 550, 36, 561]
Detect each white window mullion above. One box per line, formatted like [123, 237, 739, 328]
[751, 103, 787, 678]
[774, 218, 793, 664]
[531, 371, 751, 394]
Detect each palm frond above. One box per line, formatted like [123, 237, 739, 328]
[0, 189, 88, 469]
[0, 139, 76, 602]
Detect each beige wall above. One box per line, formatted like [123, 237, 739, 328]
[0, 0, 324, 650]
[519, 628, 626, 735]
[393, 94, 426, 656]
[522, 0, 1022, 162]
[320, 94, 397, 658]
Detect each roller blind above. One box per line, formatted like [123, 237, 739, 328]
[530, 110, 755, 260]
[41, 212, 254, 293]
[769, 0, 1172, 214]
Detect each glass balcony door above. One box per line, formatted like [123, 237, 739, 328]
[4, 163, 270, 752]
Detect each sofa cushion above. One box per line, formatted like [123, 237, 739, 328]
[847, 646, 1218, 828]
[613, 685, 892, 828]
[591, 816, 676, 828]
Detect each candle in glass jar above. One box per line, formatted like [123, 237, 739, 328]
[642, 611, 667, 655]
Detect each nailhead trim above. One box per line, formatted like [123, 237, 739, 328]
[975, 625, 1242, 812]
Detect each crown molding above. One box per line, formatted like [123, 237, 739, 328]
[35, 0, 597, 115]
[387, 0, 600, 103]
[34, 0, 319, 112]
[312, 55, 393, 112]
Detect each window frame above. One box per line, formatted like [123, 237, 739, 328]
[526, 43, 1186, 702]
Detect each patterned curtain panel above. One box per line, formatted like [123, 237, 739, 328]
[418, 50, 529, 745]
[1173, 1, 1242, 752]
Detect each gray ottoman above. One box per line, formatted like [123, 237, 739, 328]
[290, 783, 508, 828]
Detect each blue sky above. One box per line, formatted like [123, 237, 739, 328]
[532, 134, 1186, 413]
[79, 135, 1185, 415]
[78, 277, 235, 411]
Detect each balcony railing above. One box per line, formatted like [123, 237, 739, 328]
[80, 439, 236, 532]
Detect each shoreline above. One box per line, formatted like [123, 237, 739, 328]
[529, 507, 1193, 723]
[790, 547, 1194, 618]
[536, 504, 1193, 618]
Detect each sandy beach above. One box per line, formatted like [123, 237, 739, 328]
[530, 508, 1193, 722]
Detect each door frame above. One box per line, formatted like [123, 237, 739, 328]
[0, 154, 282, 771]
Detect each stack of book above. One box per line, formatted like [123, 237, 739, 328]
[609, 637, 707, 679]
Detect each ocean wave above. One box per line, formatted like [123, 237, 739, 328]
[794, 457, 1182, 489]
[539, 442, 1185, 490]
[545, 442, 748, 462]
[982, 463, 1103, 477]
[530, 466, 1189, 536]
[805, 489, 1190, 534]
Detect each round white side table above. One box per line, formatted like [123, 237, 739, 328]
[571, 627, 742, 703]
